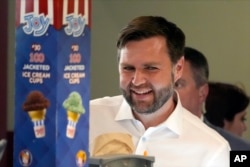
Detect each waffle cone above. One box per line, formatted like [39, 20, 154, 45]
[28, 109, 46, 121]
[67, 110, 80, 122]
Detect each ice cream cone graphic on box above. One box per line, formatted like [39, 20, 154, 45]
[63, 91, 85, 138]
[27, 109, 47, 138]
[23, 91, 50, 138]
[76, 150, 87, 167]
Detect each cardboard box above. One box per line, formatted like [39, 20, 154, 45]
[14, 0, 91, 166]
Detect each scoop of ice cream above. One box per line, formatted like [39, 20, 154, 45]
[63, 91, 85, 114]
[93, 132, 135, 156]
[23, 90, 50, 112]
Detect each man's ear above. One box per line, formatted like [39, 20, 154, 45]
[174, 56, 184, 82]
[199, 83, 209, 103]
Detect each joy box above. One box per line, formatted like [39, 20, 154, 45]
[14, 0, 91, 166]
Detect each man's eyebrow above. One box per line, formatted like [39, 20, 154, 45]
[143, 62, 162, 66]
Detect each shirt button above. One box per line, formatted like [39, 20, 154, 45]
[142, 137, 146, 142]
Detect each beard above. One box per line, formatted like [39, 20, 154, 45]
[121, 79, 175, 114]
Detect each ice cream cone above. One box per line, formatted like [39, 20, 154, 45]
[67, 110, 81, 122]
[27, 109, 46, 121]
[63, 92, 85, 138]
[76, 150, 87, 167]
[66, 110, 81, 138]
[22, 91, 50, 139]
[27, 109, 46, 138]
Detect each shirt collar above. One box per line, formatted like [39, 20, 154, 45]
[115, 91, 183, 135]
[115, 99, 135, 120]
[160, 92, 183, 135]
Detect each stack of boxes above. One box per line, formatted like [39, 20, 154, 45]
[14, 0, 91, 166]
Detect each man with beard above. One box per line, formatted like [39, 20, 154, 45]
[89, 16, 230, 167]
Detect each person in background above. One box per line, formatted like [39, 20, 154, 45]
[90, 16, 230, 167]
[205, 81, 250, 137]
[175, 46, 250, 150]
[175, 47, 209, 119]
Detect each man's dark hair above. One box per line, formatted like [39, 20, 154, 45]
[205, 82, 250, 127]
[117, 16, 185, 64]
[184, 47, 209, 87]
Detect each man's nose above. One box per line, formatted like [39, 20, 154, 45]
[132, 71, 146, 86]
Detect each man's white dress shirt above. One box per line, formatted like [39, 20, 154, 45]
[90, 94, 230, 167]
